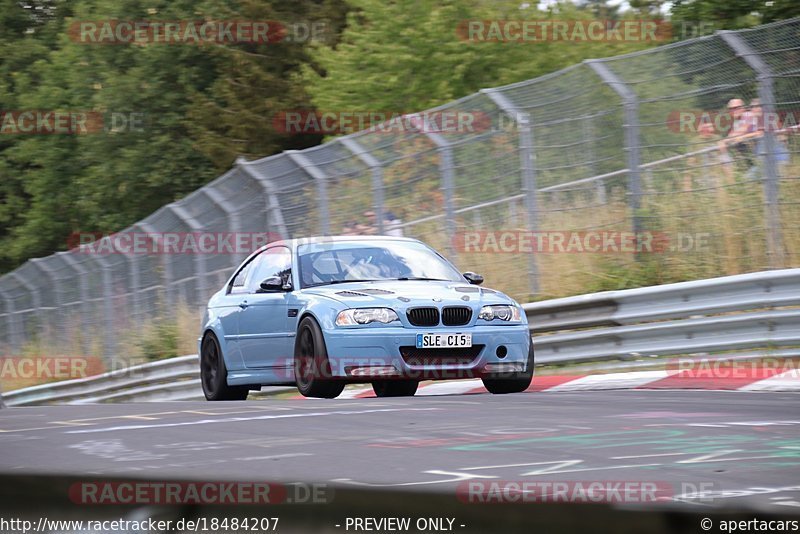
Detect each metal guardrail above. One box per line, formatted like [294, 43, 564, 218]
[1, 355, 292, 407]
[2, 269, 798, 407]
[527, 269, 800, 364]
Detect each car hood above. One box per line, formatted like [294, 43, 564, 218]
[301, 280, 516, 307]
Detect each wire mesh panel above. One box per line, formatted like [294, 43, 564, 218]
[175, 190, 233, 300]
[600, 35, 768, 281]
[246, 154, 317, 238]
[488, 64, 631, 296]
[301, 142, 372, 235]
[736, 18, 800, 268]
[347, 123, 443, 246]
[210, 167, 274, 245]
[0, 20, 798, 364]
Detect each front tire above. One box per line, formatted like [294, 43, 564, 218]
[294, 317, 345, 399]
[481, 344, 535, 394]
[201, 333, 249, 401]
[372, 379, 418, 397]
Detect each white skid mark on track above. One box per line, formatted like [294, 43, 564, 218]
[63, 407, 441, 434]
[69, 439, 168, 462]
[234, 453, 313, 461]
[332, 469, 496, 488]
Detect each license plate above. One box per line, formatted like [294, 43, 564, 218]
[416, 333, 472, 349]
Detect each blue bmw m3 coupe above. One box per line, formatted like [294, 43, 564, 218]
[200, 236, 533, 399]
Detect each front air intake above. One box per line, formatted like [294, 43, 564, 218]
[406, 307, 440, 327]
[442, 306, 472, 326]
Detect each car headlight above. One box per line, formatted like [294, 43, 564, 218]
[336, 308, 399, 326]
[478, 305, 521, 322]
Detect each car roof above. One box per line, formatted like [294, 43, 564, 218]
[254, 235, 421, 254]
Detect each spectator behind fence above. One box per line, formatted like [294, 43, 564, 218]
[384, 210, 404, 237]
[718, 98, 756, 183]
[749, 98, 791, 175]
[683, 120, 719, 191]
[362, 211, 378, 235]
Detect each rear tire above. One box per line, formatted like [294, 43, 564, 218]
[372, 379, 418, 397]
[201, 333, 249, 401]
[482, 344, 535, 394]
[294, 317, 346, 399]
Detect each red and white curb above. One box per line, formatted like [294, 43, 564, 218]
[321, 368, 800, 399]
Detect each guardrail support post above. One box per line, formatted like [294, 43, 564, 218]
[482, 89, 540, 296]
[719, 30, 785, 269]
[587, 60, 643, 241]
[285, 151, 331, 235]
[340, 137, 386, 234]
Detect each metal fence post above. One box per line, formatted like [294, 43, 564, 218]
[204, 187, 246, 264]
[517, 112, 541, 295]
[30, 258, 60, 343]
[0, 286, 16, 355]
[137, 220, 170, 318]
[340, 137, 385, 234]
[58, 252, 91, 355]
[237, 158, 290, 239]
[168, 203, 209, 304]
[719, 30, 785, 269]
[439, 145, 457, 257]
[584, 114, 606, 203]
[126, 250, 141, 326]
[587, 60, 643, 238]
[482, 88, 541, 296]
[89, 248, 117, 365]
[285, 151, 330, 236]
[10, 271, 42, 345]
[412, 118, 457, 257]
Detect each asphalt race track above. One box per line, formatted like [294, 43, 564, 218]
[1, 389, 799, 511]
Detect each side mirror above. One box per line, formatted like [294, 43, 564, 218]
[259, 276, 287, 292]
[463, 271, 484, 285]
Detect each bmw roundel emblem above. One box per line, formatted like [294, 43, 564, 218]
[432, 297, 442, 302]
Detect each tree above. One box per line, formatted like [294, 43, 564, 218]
[187, 0, 349, 170]
[302, 0, 662, 119]
[670, 0, 800, 33]
[0, 0, 350, 271]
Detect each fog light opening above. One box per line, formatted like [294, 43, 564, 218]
[483, 362, 524, 374]
[348, 366, 399, 377]
[496, 345, 508, 359]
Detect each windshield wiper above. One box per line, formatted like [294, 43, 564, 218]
[395, 277, 450, 281]
[308, 279, 379, 287]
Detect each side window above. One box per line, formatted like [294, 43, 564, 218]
[246, 246, 292, 292]
[232, 264, 250, 288]
[229, 260, 253, 294]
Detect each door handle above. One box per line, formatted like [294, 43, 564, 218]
[239, 301, 249, 309]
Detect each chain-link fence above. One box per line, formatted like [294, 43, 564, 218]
[1, 18, 798, 363]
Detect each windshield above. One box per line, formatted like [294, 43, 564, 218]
[297, 240, 464, 288]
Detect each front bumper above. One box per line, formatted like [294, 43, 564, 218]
[322, 324, 531, 380]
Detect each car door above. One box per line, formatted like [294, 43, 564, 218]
[237, 246, 294, 369]
[216, 260, 254, 370]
